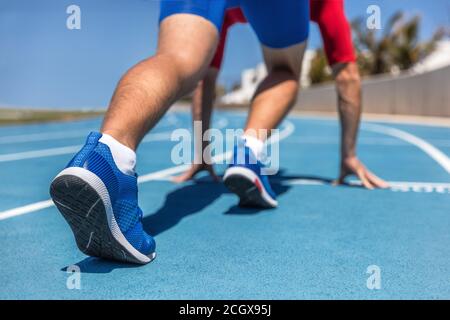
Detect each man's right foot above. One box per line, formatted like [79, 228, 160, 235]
[49, 132, 156, 264]
[223, 145, 278, 208]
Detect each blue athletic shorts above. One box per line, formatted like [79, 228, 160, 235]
[159, 0, 309, 48]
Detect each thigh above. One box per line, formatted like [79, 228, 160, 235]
[158, 0, 227, 73]
[240, 0, 309, 49]
[158, 14, 220, 86]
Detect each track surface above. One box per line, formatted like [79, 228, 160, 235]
[0, 110, 449, 299]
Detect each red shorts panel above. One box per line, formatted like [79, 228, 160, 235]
[209, 7, 247, 69]
[310, 0, 356, 65]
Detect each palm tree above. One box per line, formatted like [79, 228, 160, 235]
[389, 15, 445, 71]
[309, 11, 445, 84]
[351, 11, 403, 75]
[352, 11, 445, 75]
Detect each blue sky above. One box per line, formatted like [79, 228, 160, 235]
[0, 0, 449, 108]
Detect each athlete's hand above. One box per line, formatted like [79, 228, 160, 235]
[333, 156, 389, 189]
[172, 163, 220, 183]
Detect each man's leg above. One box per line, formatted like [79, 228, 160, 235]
[173, 6, 245, 183]
[223, 0, 309, 208]
[240, 0, 309, 144]
[50, 9, 224, 264]
[101, 14, 219, 150]
[244, 43, 306, 141]
[222, 44, 305, 208]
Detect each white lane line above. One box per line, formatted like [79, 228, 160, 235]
[0, 128, 174, 146]
[138, 164, 191, 183]
[0, 120, 295, 221]
[138, 151, 234, 183]
[285, 178, 450, 188]
[0, 200, 54, 221]
[0, 117, 230, 163]
[0, 131, 173, 163]
[270, 120, 295, 142]
[2, 178, 448, 222]
[362, 123, 450, 175]
[286, 136, 450, 147]
[0, 117, 183, 145]
[1, 135, 410, 163]
[0, 145, 83, 162]
[285, 137, 408, 145]
[137, 175, 450, 194]
[283, 178, 450, 194]
[140, 132, 172, 143]
[140, 172, 450, 193]
[388, 182, 450, 193]
[0, 130, 92, 144]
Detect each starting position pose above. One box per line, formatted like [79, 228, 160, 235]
[50, 0, 310, 264]
[174, 0, 389, 195]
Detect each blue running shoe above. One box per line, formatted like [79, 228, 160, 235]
[50, 132, 156, 264]
[223, 144, 277, 208]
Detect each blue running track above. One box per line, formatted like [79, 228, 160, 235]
[0, 110, 449, 299]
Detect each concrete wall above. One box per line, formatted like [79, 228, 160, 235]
[295, 65, 450, 117]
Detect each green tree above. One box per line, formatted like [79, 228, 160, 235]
[389, 15, 445, 70]
[351, 11, 403, 75]
[308, 48, 333, 85]
[352, 12, 445, 75]
[309, 11, 445, 84]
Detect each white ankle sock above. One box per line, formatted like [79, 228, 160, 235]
[99, 134, 136, 176]
[242, 134, 264, 160]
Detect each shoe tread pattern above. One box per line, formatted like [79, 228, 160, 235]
[50, 175, 149, 264]
[224, 174, 273, 208]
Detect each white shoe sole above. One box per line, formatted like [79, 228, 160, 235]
[223, 166, 278, 208]
[50, 167, 155, 264]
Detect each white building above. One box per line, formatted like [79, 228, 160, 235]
[220, 63, 267, 105]
[412, 40, 450, 74]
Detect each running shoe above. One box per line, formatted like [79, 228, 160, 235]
[50, 132, 156, 264]
[223, 144, 277, 208]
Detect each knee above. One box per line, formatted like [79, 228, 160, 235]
[335, 64, 361, 88]
[285, 76, 300, 102]
[154, 50, 209, 95]
[275, 67, 300, 96]
[262, 67, 300, 104]
[161, 51, 205, 80]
